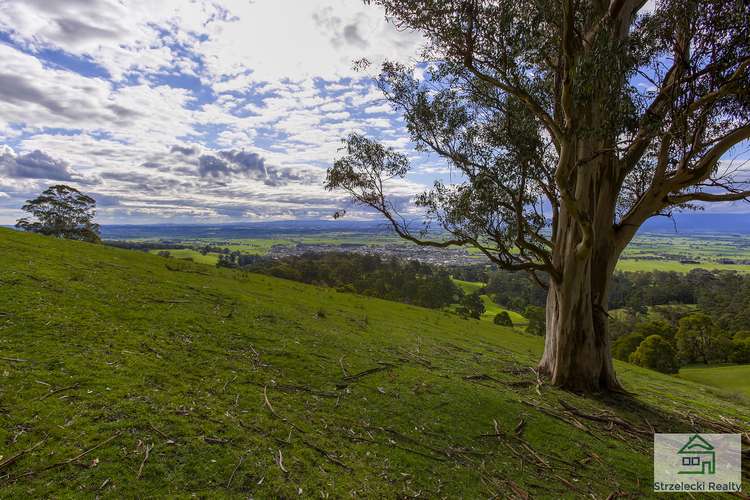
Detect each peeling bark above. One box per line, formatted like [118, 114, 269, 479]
[539, 153, 624, 393]
[538, 265, 622, 393]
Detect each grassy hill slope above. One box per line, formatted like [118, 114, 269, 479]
[0, 228, 747, 498]
[451, 279, 528, 326]
[679, 365, 750, 398]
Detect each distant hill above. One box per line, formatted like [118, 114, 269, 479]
[100, 219, 393, 239]
[97, 213, 750, 240]
[0, 228, 747, 496]
[638, 213, 750, 234]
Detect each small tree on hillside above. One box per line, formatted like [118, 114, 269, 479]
[327, 0, 750, 392]
[675, 313, 730, 364]
[629, 335, 679, 374]
[458, 291, 485, 319]
[15, 185, 101, 243]
[493, 311, 513, 327]
[633, 320, 677, 341]
[612, 332, 645, 361]
[524, 305, 546, 336]
[730, 339, 750, 364]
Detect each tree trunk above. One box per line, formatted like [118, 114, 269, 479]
[538, 152, 624, 392]
[538, 264, 622, 392]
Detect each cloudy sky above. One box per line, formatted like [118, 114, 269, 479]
[0, 0, 441, 224]
[0, 1, 746, 225]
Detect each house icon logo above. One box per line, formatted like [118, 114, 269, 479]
[677, 434, 715, 475]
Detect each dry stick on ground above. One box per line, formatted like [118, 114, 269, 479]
[36, 383, 80, 401]
[558, 400, 651, 436]
[0, 437, 47, 472]
[226, 454, 246, 487]
[555, 473, 582, 493]
[372, 427, 453, 463]
[148, 299, 191, 304]
[339, 357, 349, 378]
[507, 479, 531, 500]
[514, 418, 526, 436]
[12, 431, 122, 480]
[530, 368, 543, 395]
[519, 400, 600, 440]
[222, 375, 238, 393]
[298, 437, 352, 471]
[262, 386, 305, 433]
[136, 444, 153, 479]
[274, 384, 338, 398]
[204, 436, 229, 445]
[689, 412, 750, 445]
[341, 362, 395, 382]
[275, 449, 288, 474]
[493, 419, 503, 441]
[463, 374, 503, 383]
[339, 425, 447, 463]
[399, 348, 433, 369]
[0, 357, 27, 363]
[149, 424, 172, 442]
[478, 420, 576, 472]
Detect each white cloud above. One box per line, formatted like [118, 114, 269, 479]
[196, 0, 423, 84]
[0, 0, 218, 80]
[0, 0, 432, 223]
[363, 103, 393, 114]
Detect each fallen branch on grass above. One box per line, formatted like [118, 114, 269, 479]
[0, 437, 47, 472]
[463, 374, 502, 383]
[519, 399, 607, 442]
[136, 443, 153, 479]
[275, 449, 288, 473]
[222, 375, 238, 393]
[0, 357, 27, 363]
[274, 384, 338, 398]
[341, 362, 395, 382]
[298, 437, 352, 471]
[558, 400, 651, 436]
[36, 383, 80, 401]
[12, 431, 122, 480]
[263, 386, 306, 433]
[338, 357, 349, 378]
[149, 424, 175, 443]
[226, 454, 246, 487]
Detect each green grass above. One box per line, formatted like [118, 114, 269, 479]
[452, 279, 528, 326]
[149, 234, 409, 256]
[615, 259, 750, 273]
[452, 278, 484, 294]
[129, 232, 750, 273]
[478, 295, 528, 326]
[678, 364, 750, 399]
[0, 228, 748, 497]
[618, 233, 750, 273]
[148, 248, 219, 265]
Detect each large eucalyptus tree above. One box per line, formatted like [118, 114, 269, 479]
[326, 0, 749, 392]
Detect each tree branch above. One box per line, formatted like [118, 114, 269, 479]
[666, 190, 750, 204]
[670, 125, 750, 187]
[459, 8, 562, 146]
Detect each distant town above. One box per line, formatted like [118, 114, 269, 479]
[266, 242, 484, 266]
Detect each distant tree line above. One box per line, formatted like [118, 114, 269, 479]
[216, 251, 265, 268]
[455, 266, 750, 369]
[106, 241, 191, 251]
[612, 314, 750, 374]
[234, 252, 463, 310]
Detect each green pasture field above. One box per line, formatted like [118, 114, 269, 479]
[2, 228, 746, 497]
